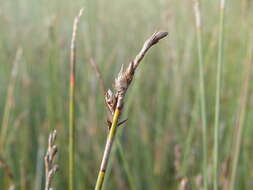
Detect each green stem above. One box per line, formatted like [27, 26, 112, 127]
[69, 68, 75, 190]
[95, 109, 121, 190]
[68, 9, 83, 190]
[193, 1, 208, 189]
[0, 48, 22, 152]
[230, 37, 252, 190]
[214, 1, 225, 189]
[116, 139, 136, 190]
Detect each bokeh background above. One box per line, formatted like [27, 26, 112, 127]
[0, 0, 253, 189]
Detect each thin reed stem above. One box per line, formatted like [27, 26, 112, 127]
[0, 46, 21, 190]
[116, 139, 136, 190]
[88, 58, 136, 189]
[69, 8, 83, 190]
[89, 58, 106, 95]
[0, 48, 22, 152]
[229, 37, 253, 190]
[214, 0, 225, 189]
[193, 1, 208, 189]
[95, 109, 121, 190]
[94, 31, 167, 190]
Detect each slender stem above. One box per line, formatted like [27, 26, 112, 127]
[94, 31, 167, 190]
[69, 8, 83, 190]
[89, 59, 135, 190]
[69, 48, 76, 190]
[230, 37, 252, 190]
[213, 0, 225, 189]
[181, 93, 198, 175]
[0, 48, 22, 152]
[116, 139, 136, 190]
[193, 1, 208, 189]
[95, 109, 121, 190]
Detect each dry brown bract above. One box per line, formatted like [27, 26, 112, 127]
[106, 31, 168, 113]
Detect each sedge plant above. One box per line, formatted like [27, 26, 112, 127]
[94, 31, 168, 190]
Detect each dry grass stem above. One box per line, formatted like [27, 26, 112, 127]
[44, 130, 58, 190]
[70, 8, 84, 73]
[89, 58, 106, 95]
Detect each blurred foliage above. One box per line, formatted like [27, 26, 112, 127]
[0, 0, 253, 189]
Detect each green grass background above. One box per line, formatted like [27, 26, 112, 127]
[0, 0, 253, 189]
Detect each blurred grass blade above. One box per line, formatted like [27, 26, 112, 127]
[213, 0, 226, 189]
[193, 1, 208, 189]
[0, 47, 22, 152]
[230, 36, 253, 190]
[116, 139, 136, 190]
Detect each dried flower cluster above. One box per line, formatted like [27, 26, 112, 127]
[44, 130, 58, 190]
[105, 31, 168, 114]
[95, 31, 168, 190]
